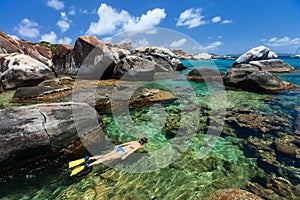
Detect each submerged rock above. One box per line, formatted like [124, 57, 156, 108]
[248, 177, 300, 200]
[206, 188, 263, 200]
[225, 108, 290, 138]
[0, 53, 55, 89]
[274, 142, 297, 159]
[0, 102, 102, 172]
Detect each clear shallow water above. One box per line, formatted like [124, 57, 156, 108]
[1, 57, 300, 199]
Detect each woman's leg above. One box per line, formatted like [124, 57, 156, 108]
[89, 149, 117, 160]
[89, 152, 124, 167]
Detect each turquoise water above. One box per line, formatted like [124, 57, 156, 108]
[1, 57, 300, 199]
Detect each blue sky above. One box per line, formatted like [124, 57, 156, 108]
[1, 0, 300, 55]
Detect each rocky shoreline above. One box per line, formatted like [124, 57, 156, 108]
[1, 30, 300, 199]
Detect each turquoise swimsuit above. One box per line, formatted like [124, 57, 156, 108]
[116, 145, 135, 153]
[116, 147, 126, 153]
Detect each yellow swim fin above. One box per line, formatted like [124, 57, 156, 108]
[70, 163, 89, 176]
[68, 156, 89, 168]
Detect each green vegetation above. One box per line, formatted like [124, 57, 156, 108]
[38, 41, 58, 52]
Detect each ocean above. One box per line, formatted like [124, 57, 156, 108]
[1, 57, 300, 199]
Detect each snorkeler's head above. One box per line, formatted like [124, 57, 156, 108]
[139, 137, 148, 145]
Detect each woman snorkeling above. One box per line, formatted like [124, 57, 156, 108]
[69, 137, 148, 176]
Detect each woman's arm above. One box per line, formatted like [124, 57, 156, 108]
[114, 141, 134, 149]
[121, 151, 134, 160]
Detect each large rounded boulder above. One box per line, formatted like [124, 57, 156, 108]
[133, 46, 187, 71]
[112, 56, 157, 81]
[0, 53, 55, 89]
[224, 46, 297, 92]
[72, 36, 119, 79]
[0, 102, 103, 172]
[232, 46, 294, 73]
[0, 31, 52, 67]
[187, 67, 225, 82]
[52, 44, 74, 76]
[224, 70, 296, 92]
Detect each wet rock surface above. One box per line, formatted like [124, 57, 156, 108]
[13, 86, 71, 99]
[220, 106, 300, 199]
[68, 81, 176, 113]
[224, 69, 297, 92]
[247, 176, 300, 200]
[0, 102, 102, 173]
[224, 46, 297, 93]
[187, 67, 225, 82]
[206, 188, 263, 200]
[225, 108, 289, 137]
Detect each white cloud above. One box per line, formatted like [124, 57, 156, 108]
[41, 31, 72, 44]
[86, 4, 131, 35]
[123, 8, 166, 32]
[170, 38, 187, 48]
[208, 35, 223, 39]
[264, 36, 300, 47]
[56, 12, 72, 32]
[47, 0, 65, 10]
[176, 8, 208, 28]
[69, 6, 76, 15]
[222, 19, 232, 24]
[212, 16, 222, 23]
[80, 8, 97, 15]
[86, 4, 166, 36]
[41, 31, 57, 43]
[58, 37, 72, 44]
[204, 41, 222, 51]
[16, 18, 39, 38]
[212, 16, 232, 24]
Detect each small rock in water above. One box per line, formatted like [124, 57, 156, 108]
[274, 143, 296, 158]
[25, 174, 36, 180]
[82, 188, 96, 200]
[206, 188, 263, 200]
